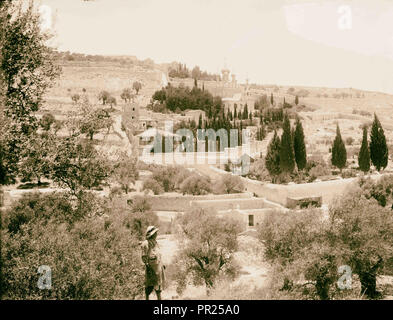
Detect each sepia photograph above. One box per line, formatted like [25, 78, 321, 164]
[1, 0, 393, 308]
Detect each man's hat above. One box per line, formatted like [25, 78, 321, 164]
[146, 226, 159, 239]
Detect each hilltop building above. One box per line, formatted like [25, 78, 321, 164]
[221, 68, 230, 83]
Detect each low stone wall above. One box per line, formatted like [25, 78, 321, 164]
[145, 192, 254, 211]
[193, 198, 272, 211]
[210, 166, 362, 207]
[242, 177, 359, 206]
[217, 208, 279, 230]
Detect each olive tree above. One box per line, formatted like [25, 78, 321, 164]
[174, 208, 240, 295]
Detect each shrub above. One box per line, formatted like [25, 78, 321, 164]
[151, 166, 180, 192]
[341, 169, 358, 179]
[275, 173, 291, 184]
[308, 165, 330, 181]
[40, 113, 55, 131]
[143, 178, 164, 195]
[216, 175, 245, 194]
[346, 137, 354, 146]
[246, 158, 271, 182]
[4, 192, 75, 234]
[1, 216, 144, 299]
[180, 174, 211, 195]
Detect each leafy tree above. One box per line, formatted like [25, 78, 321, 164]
[293, 117, 307, 170]
[358, 126, 370, 173]
[133, 81, 142, 94]
[126, 196, 158, 240]
[71, 94, 80, 104]
[18, 132, 55, 185]
[1, 193, 144, 299]
[180, 174, 211, 195]
[143, 178, 164, 195]
[111, 152, 139, 194]
[265, 131, 281, 180]
[51, 137, 111, 209]
[254, 94, 269, 110]
[330, 190, 393, 299]
[258, 210, 338, 300]
[40, 112, 55, 131]
[152, 89, 166, 104]
[216, 175, 244, 194]
[1, 1, 60, 132]
[359, 174, 393, 207]
[107, 96, 117, 107]
[369, 113, 388, 171]
[279, 113, 295, 174]
[120, 88, 133, 103]
[79, 105, 113, 140]
[191, 66, 201, 80]
[98, 90, 110, 105]
[174, 208, 240, 295]
[0, 1, 60, 184]
[150, 166, 183, 192]
[331, 124, 347, 172]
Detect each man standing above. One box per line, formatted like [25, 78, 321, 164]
[141, 226, 165, 300]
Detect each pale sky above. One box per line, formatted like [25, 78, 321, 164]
[39, 0, 393, 94]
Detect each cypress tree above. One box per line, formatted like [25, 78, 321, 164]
[279, 113, 295, 173]
[370, 113, 388, 171]
[198, 114, 203, 129]
[270, 93, 274, 105]
[265, 130, 281, 178]
[331, 124, 347, 172]
[243, 104, 248, 120]
[293, 117, 307, 170]
[358, 125, 370, 173]
[261, 123, 266, 140]
[295, 95, 299, 105]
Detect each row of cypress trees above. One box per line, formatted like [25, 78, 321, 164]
[333, 113, 388, 173]
[265, 112, 388, 181]
[265, 113, 307, 178]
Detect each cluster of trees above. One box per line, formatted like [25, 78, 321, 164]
[152, 83, 223, 117]
[263, 111, 388, 184]
[168, 63, 220, 81]
[0, 0, 60, 185]
[54, 50, 155, 69]
[142, 165, 244, 196]
[98, 90, 116, 106]
[265, 114, 307, 182]
[98, 82, 142, 106]
[1, 191, 160, 299]
[190, 65, 220, 81]
[0, 2, 152, 299]
[332, 114, 388, 173]
[258, 177, 393, 299]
